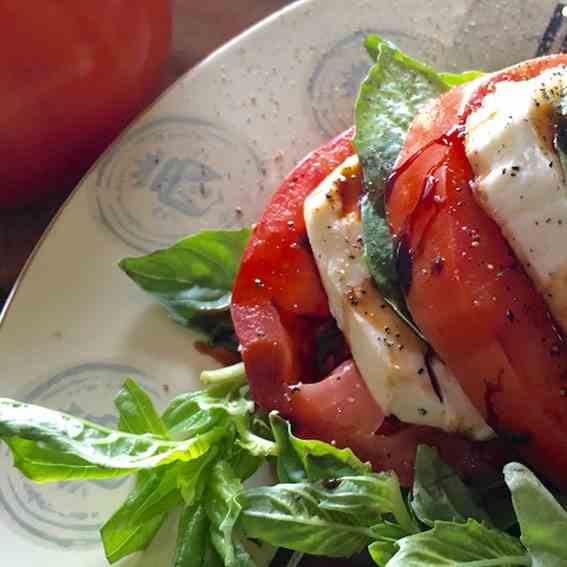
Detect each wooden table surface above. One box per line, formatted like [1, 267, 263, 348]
[0, 0, 293, 298]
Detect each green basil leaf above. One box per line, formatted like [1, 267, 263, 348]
[203, 544, 225, 567]
[270, 412, 371, 483]
[177, 447, 219, 506]
[115, 378, 169, 437]
[173, 504, 210, 567]
[119, 228, 250, 350]
[0, 398, 225, 482]
[411, 445, 491, 527]
[368, 522, 409, 566]
[364, 34, 382, 61]
[504, 462, 567, 566]
[438, 70, 484, 86]
[206, 460, 255, 567]
[162, 365, 253, 440]
[235, 415, 277, 457]
[101, 467, 181, 564]
[227, 445, 263, 482]
[355, 35, 483, 336]
[173, 505, 230, 567]
[354, 35, 448, 200]
[360, 196, 424, 337]
[200, 362, 248, 392]
[365, 36, 483, 88]
[354, 37, 448, 333]
[238, 474, 415, 558]
[384, 520, 528, 566]
[239, 483, 374, 557]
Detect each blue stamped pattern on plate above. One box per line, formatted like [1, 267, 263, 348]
[93, 116, 264, 253]
[309, 30, 446, 138]
[0, 362, 166, 548]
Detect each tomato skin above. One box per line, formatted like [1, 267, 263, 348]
[0, 1, 172, 208]
[387, 55, 567, 486]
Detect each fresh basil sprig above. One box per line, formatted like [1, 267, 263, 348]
[3, 378, 567, 566]
[119, 228, 251, 351]
[0, 398, 224, 481]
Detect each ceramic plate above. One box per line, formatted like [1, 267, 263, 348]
[1, 0, 565, 564]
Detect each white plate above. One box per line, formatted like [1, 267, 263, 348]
[0, 0, 564, 564]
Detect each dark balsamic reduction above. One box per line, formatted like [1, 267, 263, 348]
[335, 162, 363, 218]
[395, 235, 413, 295]
[386, 126, 467, 295]
[425, 347, 443, 402]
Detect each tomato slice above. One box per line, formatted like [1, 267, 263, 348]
[232, 129, 508, 484]
[387, 55, 567, 486]
[232, 129, 356, 412]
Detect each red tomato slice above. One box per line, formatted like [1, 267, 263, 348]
[387, 54, 567, 486]
[232, 129, 508, 484]
[232, 129, 356, 412]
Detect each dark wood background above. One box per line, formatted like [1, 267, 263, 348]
[0, 0, 293, 298]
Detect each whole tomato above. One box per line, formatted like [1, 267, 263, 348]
[0, 1, 172, 208]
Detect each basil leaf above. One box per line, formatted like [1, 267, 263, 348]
[173, 504, 230, 567]
[368, 522, 409, 566]
[354, 35, 448, 200]
[360, 196, 424, 336]
[173, 504, 210, 567]
[384, 520, 528, 566]
[206, 460, 255, 567]
[365, 36, 483, 88]
[0, 398, 225, 481]
[100, 380, 183, 564]
[438, 70, 484, 86]
[227, 445, 263, 482]
[119, 228, 250, 350]
[238, 474, 415, 558]
[239, 483, 375, 557]
[235, 416, 277, 457]
[131, 465, 183, 524]
[177, 448, 222, 507]
[100, 467, 182, 563]
[504, 462, 567, 566]
[162, 365, 252, 440]
[200, 362, 248, 392]
[355, 35, 483, 335]
[270, 412, 371, 483]
[115, 377, 169, 437]
[411, 445, 491, 527]
[354, 37, 448, 333]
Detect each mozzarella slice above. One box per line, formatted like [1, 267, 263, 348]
[466, 66, 567, 334]
[304, 155, 494, 440]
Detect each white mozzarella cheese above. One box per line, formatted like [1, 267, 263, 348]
[466, 66, 567, 333]
[304, 154, 493, 440]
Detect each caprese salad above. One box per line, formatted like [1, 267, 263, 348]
[2, 35, 567, 567]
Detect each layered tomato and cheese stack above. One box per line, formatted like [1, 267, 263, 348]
[232, 56, 567, 486]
